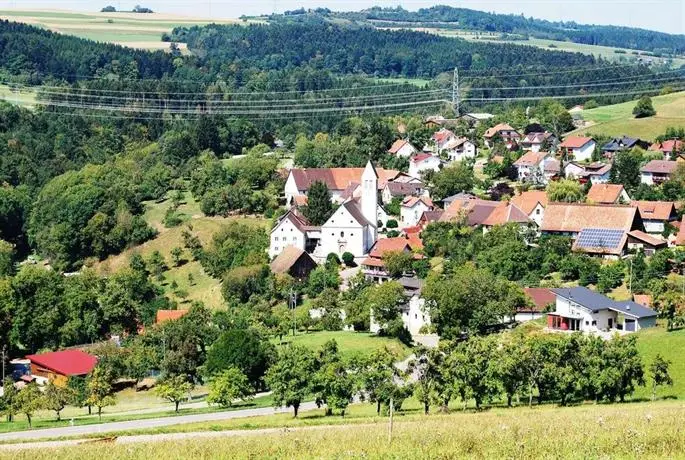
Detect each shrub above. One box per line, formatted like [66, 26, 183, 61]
[342, 252, 355, 267]
[326, 253, 341, 267]
[386, 219, 398, 229]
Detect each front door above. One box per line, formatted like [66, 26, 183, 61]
[608, 318, 613, 329]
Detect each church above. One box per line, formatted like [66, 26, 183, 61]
[269, 161, 380, 260]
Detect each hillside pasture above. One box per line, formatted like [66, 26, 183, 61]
[272, 330, 411, 361]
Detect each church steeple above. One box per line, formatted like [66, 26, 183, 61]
[361, 160, 378, 229]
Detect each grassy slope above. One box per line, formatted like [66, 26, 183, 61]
[93, 190, 269, 310]
[568, 91, 685, 140]
[11, 400, 685, 458]
[272, 331, 411, 361]
[634, 326, 685, 400]
[0, 84, 37, 107]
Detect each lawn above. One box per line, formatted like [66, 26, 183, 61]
[0, 84, 37, 107]
[8, 399, 685, 458]
[569, 91, 685, 140]
[634, 325, 685, 400]
[93, 191, 269, 310]
[272, 331, 411, 361]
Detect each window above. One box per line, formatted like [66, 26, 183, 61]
[592, 320, 597, 326]
[292, 237, 297, 242]
[274, 247, 279, 252]
[585, 321, 589, 326]
[275, 237, 279, 242]
[340, 231, 345, 237]
[536, 209, 541, 215]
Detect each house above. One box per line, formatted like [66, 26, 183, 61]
[513, 151, 554, 184]
[631, 200, 677, 234]
[273, 161, 380, 259]
[510, 190, 548, 226]
[381, 181, 426, 205]
[444, 137, 477, 162]
[440, 196, 531, 231]
[483, 123, 520, 148]
[547, 287, 657, 333]
[650, 140, 684, 159]
[427, 128, 457, 152]
[640, 160, 678, 185]
[541, 203, 642, 258]
[284, 166, 401, 204]
[269, 245, 318, 280]
[443, 192, 476, 208]
[543, 159, 561, 182]
[156, 309, 189, 324]
[586, 183, 630, 204]
[626, 230, 668, 255]
[521, 132, 557, 153]
[460, 112, 494, 126]
[388, 139, 418, 158]
[564, 162, 612, 184]
[409, 153, 442, 178]
[361, 237, 423, 282]
[424, 115, 458, 129]
[400, 196, 434, 228]
[370, 276, 429, 337]
[601, 136, 650, 158]
[633, 294, 652, 308]
[559, 136, 596, 162]
[677, 219, 685, 246]
[519, 287, 556, 321]
[25, 350, 97, 387]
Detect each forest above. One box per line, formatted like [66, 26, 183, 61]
[332, 6, 685, 55]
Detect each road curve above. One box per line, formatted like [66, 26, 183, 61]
[0, 401, 319, 443]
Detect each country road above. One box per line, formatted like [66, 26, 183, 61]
[0, 401, 319, 443]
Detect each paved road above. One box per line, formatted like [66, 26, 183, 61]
[0, 401, 319, 442]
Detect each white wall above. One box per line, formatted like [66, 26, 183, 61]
[572, 141, 596, 162]
[564, 163, 584, 179]
[396, 143, 417, 158]
[409, 157, 441, 178]
[529, 203, 545, 227]
[643, 220, 665, 234]
[401, 202, 431, 227]
[447, 142, 476, 162]
[269, 218, 307, 258]
[641, 172, 654, 185]
[284, 173, 302, 204]
[590, 172, 611, 184]
[319, 206, 367, 257]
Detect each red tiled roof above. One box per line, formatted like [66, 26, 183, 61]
[388, 139, 414, 154]
[633, 294, 652, 308]
[627, 230, 667, 248]
[369, 238, 413, 258]
[523, 288, 556, 311]
[560, 136, 594, 149]
[631, 200, 676, 221]
[514, 150, 549, 167]
[586, 184, 626, 204]
[411, 153, 436, 163]
[156, 309, 189, 323]
[26, 350, 97, 377]
[481, 203, 530, 226]
[402, 195, 434, 208]
[484, 123, 517, 138]
[289, 167, 400, 191]
[432, 128, 455, 144]
[510, 191, 548, 215]
[406, 232, 424, 250]
[640, 160, 678, 174]
[650, 140, 684, 154]
[677, 219, 685, 246]
[361, 257, 386, 268]
[541, 203, 638, 233]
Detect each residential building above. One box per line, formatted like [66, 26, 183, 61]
[547, 287, 657, 333]
[370, 277, 430, 337]
[559, 136, 596, 162]
[269, 245, 318, 280]
[519, 287, 556, 321]
[442, 192, 476, 208]
[381, 181, 426, 205]
[676, 219, 685, 246]
[586, 183, 630, 204]
[361, 237, 423, 282]
[649, 140, 684, 159]
[640, 160, 678, 185]
[459, 112, 494, 126]
[426, 128, 457, 152]
[520, 132, 557, 153]
[444, 137, 477, 162]
[440, 196, 531, 231]
[401, 196, 434, 228]
[510, 190, 548, 226]
[483, 123, 521, 148]
[564, 161, 612, 184]
[269, 208, 318, 259]
[513, 151, 555, 184]
[25, 350, 97, 387]
[409, 153, 442, 178]
[284, 166, 401, 204]
[424, 115, 458, 129]
[626, 230, 668, 255]
[388, 139, 417, 158]
[601, 136, 650, 158]
[631, 200, 677, 234]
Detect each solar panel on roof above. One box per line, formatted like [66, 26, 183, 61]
[575, 228, 625, 249]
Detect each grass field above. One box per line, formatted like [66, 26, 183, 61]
[0, 10, 258, 49]
[93, 190, 269, 310]
[570, 90, 685, 140]
[9, 400, 685, 458]
[0, 84, 37, 107]
[272, 331, 411, 361]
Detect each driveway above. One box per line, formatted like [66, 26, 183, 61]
[0, 401, 318, 442]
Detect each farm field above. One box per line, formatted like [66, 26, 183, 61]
[0, 9, 257, 49]
[272, 330, 411, 361]
[570, 90, 685, 140]
[93, 190, 269, 310]
[7, 399, 685, 458]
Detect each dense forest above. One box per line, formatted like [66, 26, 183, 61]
[331, 6, 685, 55]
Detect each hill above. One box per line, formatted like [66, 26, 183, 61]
[570, 90, 685, 140]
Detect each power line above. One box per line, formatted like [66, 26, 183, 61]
[462, 86, 685, 102]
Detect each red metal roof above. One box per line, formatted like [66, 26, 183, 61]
[26, 350, 97, 377]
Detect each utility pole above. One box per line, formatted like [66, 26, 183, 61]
[387, 397, 394, 443]
[452, 67, 460, 116]
[1, 345, 5, 382]
[628, 258, 633, 296]
[289, 288, 297, 336]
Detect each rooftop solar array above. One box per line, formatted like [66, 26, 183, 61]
[575, 228, 625, 249]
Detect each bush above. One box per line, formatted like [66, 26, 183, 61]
[326, 253, 341, 267]
[633, 96, 656, 118]
[342, 252, 355, 267]
[387, 230, 400, 238]
[386, 219, 398, 229]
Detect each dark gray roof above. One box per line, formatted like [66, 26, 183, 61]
[342, 199, 373, 227]
[552, 287, 657, 319]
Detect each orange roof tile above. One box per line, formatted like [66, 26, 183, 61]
[541, 203, 638, 233]
[560, 136, 594, 149]
[510, 190, 548, 215]
[627, 230, 667, 248]
[481, 203, 530, 226]
[369, 238, 413, 258]
[402, 196, 434, 208]
[631, 200, 676, 221]
[523, 287, 556, 311]
[514, 150, 549, 167]
[484, 123, 517, 138]
[586, 184, 626, 204]
[289, 167, 400, 191]
[676, 219, 685, 246]
[633, 294, 652, 308]
[388, 139, 414, 154]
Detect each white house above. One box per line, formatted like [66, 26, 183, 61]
[520, 132, 557, 153]
[640, 160, 678, 185]
[381, 181, 427, 205]
[370, 277, 430, 337]
[400, 196, 434, 228]
[269, 209, 317, 259]
[547, 287, 657, 333]
[564, 162, 612, 184]
[631, 200, 677, 234]
[409, 153, 442, 178]
[510, 190, 548, 227]
[559, 136, 596, 162]
[388, 139, 418, 158]
[426, 128, 457, 153]
[483, 123, 521, 149]
[513, 151, 553, 184]
[444, 137, 477, 163]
